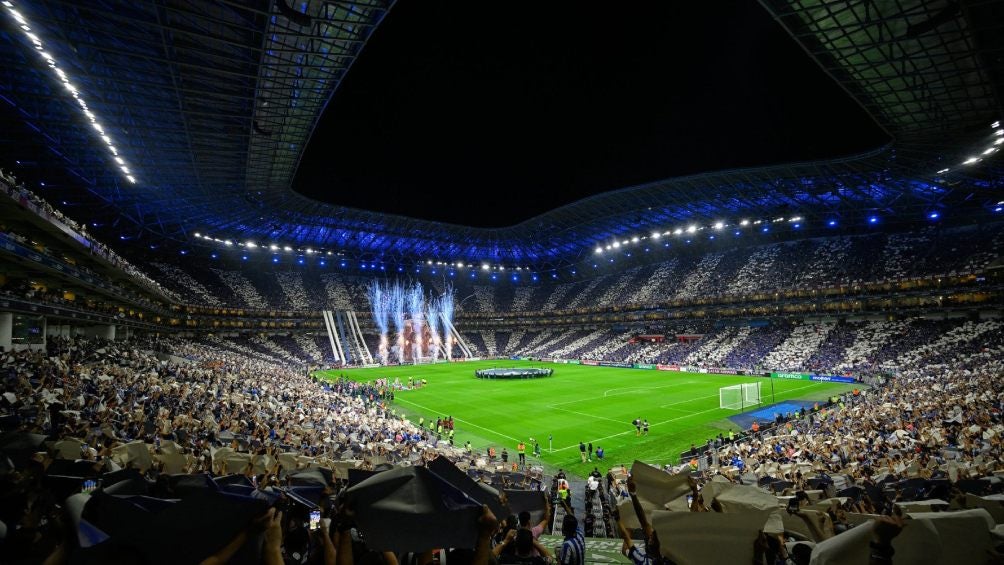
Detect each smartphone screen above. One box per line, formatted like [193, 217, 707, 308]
[82, 479, 96, 494]
[686, 495, 694, 505]
[309, 510, 321, 531]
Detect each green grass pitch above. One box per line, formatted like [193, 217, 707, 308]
[314, 360, 857, 477]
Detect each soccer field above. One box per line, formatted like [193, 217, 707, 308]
[315, 361, 857, 477]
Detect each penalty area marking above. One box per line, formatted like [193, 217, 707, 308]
[601, 381, 697, 397]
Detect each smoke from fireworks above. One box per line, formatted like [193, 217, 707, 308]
[389, 283, 406, 364]
[426, 298, 441, 360]
[407, 282, 425, 360]
[439, 288, 455, 359]
[367, 282, 391, 363]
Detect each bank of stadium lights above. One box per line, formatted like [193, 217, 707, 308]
[594, 216, 816, 253]
[2, 1, 136, 184]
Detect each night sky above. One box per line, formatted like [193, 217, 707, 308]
[294, 1, 888, 227]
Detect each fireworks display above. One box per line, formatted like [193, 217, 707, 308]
[367, 280, 456, 364]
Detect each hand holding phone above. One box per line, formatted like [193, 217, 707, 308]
[309, 510, 321, 531]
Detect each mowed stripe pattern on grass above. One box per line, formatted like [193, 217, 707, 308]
[316, 360, 856, 477]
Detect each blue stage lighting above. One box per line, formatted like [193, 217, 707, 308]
[734, 231, 741, 236]
[242, 255, 249, 261]
[272, 256, 279, 263]
[491, 274, 497, 280]
[471, 272, 476, 278]
[869, 216, 879, 224]
[397, 266, 403, 272]
[709, 235, 715, 240]
[211, 253, 218, 259]
[297, 258, 304, 264]
[532, 275, 539, 281]
[827, 220, 837, 227]
[340, 261, 347, 267]
[180, 250, 187, 255]
[551, 273, 558, 279]
[793, 223, 800, 229]
[762, 227, 769, 233]
[928, 212, 940, 219]
[431, 269, 436, 274]
[996, 206, 1003, 213]
[360, 264, 366, 269]
[320, 260, 325, 266]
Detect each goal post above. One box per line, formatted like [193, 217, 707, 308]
[719, 382, 762, 410]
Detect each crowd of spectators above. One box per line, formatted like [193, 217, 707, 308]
[1, 325, 1001, 563]
[0, 169, 176, 300]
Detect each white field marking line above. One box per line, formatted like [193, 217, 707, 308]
[395, 397, 521, 443]
[601, 381, 697, 398]
[549, 406, 626, 425]
[548, 382, 695, 409]
[552, 405, 724, 452]
[554, 382, 830, 451]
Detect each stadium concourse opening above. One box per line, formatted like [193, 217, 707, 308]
[474, 367, 553, 379]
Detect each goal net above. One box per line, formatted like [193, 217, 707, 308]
[719, 382, 762, 410]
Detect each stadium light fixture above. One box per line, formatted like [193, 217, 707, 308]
[673, 228, 683, 235]
[995, 129, 1004, 136]
[994, 138, 1003, 146]
[482, 264, 489, 270]
[963, 157, 981, 165]
[194, 232, 201, 237]
[246, 241, 256, 248]
[269, 244, 279, 251]
[713, 222, 724, 230]
[3, 1, 138, 184]
[283, 246, 292, 252]
[686, 225, 697, 233]
[993, 121, 1001, 128]
[936, 168, 950, 174]
[983, 147, 998, 155]
[650, 232, 661, 239]
[612, 241, 621, 248]
[631, 236, 639, 243]
[595, 246, 603, 254]
[740, 219, 749, 226]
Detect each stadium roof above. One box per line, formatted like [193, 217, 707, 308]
[0, 0, 1002, 270]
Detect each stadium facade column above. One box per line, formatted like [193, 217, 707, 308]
[0, 312, 11, 351]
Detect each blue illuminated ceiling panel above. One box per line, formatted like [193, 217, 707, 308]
[0, 0, 1001, 272]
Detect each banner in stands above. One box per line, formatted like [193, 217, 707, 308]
[771, 372, 809, 380]
[599, 361, 633, 368]
[657, 364, 681, 371]
[708, 367, 740, 375]
[581, 359, 599, 366]
[633, 363, 657, 370]
[566, 359, 580, 365]
[810, 374, 856, 383]
[771, 372, 856, 383]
